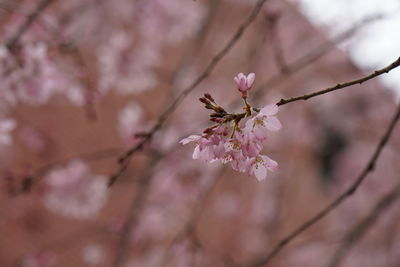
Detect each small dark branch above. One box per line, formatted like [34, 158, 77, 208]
[112, 157, 161, 267]
[162, 171, 223, 263]
[6, 0, 57, 50]
[107, 164, 128, 188]
[325, 183, 400, 267]
[249, 103, 400, 267]
[110, 0, 270, 186]
[168, 0, 221, 94]
[276, 57, 400, 106]
[15, 147, 122, 194]
[264, 11, 287, 73]
[0, 1, 19, 13]
[248, 13, 384, 103]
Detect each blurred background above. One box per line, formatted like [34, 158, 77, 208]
[0, 0, 400, 266]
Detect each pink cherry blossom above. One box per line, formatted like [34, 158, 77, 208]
[244, 104, 282, 141]
[234, 72, 255, 94]
[248, 155, 278, 181]
[18, 126, 47, 153]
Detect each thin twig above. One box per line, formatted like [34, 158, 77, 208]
[264, 11, 287, 73]
[325, 183, 400, 267]
[20, 147, 122, 193]
[249, 103, 400, 267]
[249, 13, 385, 102]
[6, 0, 56, 50]
[112, 156, 161, 267]
[276, 57, 400, 106]
[109, 0, 271, 186]
[161, 170, 224, 265]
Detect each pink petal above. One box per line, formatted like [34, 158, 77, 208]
[180, 135, 201, 145]
[192, 145, 200, 159]
[239, 78, 247, 91]
[247, 73, 255, 87]
[253, 164, 266, 181]
[199, 147, 214, 162]
[262, 155, 278, 172]
[234, 73, 244, 86]
[260, 104, 278, 116]
[253, 126, 268, 140]
[265, 117, 282, 131]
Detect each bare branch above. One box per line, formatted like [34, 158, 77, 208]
[6, 0, 57, 50]
[325, 183, 400, 267]
[249, 13, 385, 102]
[112, 156, 161, 267]
[276, 57, 400, 106]
[20, 147, 122, 193]
[249, 103, 400, 267]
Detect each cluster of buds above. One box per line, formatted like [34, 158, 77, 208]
[180, 73, 281, 181]
[199, 93, 228, 124]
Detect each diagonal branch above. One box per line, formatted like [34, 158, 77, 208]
[21, 147, 122, 193]
[250, 13, 385, 102]
[6, 0, 57, 50]
[249, 102, 400, 267]
[109, 0, 271, 186]
[276, 57, 400, 106]
[112, 153, 165, 267]
[324, 182, 400, 267]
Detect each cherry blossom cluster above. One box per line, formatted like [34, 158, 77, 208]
[180, 73, 282, 181]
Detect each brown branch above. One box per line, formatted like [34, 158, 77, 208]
[19, 147, 122, 193]
[248, 13, 385, 103]
[276, 57, 400, 106]
[249, 103, 400, 267]
[161, 170, 224, 265]
[325, 183, 400, 267]
[112, 156, 162, 267]
[6, 0, 56, 50]
[109, 0, 271, 186]
[264, 11, 287, 73]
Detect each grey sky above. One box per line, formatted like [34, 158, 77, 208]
[293, 0, 400, 96]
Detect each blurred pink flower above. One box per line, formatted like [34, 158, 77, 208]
[82, 244, 104, 266]
[22, 251, 56, 267]
[131, 206, 175, 243]
[43, 160, 108, 219]
[18, 126, 47, 153]
[118, 102, 153, 146]
[0, 118, 16, 146]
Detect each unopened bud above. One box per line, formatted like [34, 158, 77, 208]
[199, 97, 209, 104]
[204, 93, 215, 102]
